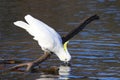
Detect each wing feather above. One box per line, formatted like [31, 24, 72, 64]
[14, 14, 62, 52]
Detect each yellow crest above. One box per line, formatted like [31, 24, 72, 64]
[63, 41, 69, 51]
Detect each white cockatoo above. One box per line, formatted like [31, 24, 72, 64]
[14, 15, 71, 63]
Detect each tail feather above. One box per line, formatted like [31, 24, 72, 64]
[24, 15, 35, 26]
[24, 15, 48, 28]
[13, 21, 29, 30]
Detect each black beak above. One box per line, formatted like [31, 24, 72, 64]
[62, 62, 71, 66]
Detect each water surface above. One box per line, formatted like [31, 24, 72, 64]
[0, 0, 120, 80]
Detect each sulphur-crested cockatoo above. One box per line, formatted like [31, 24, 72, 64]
[13, 15, 71, 63]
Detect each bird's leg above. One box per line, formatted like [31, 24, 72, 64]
[33, 52, 51, 64]
[8, 52, 51, 72]
[27, 52, 51, 71]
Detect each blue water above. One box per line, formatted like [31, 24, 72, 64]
[0, 0, 120, 80]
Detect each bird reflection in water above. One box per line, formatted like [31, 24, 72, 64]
[36, 65, 71, 80]
[58, 65, 71, 79]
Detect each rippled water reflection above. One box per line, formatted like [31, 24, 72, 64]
[0, 0, 120, 80]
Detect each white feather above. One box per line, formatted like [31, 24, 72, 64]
[14, 21, 30, 30]
[14, 14, 71, 62]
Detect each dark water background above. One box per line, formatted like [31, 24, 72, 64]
[0, 0, 120, 80]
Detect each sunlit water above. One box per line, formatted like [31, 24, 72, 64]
[0, 0, 120, 80]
